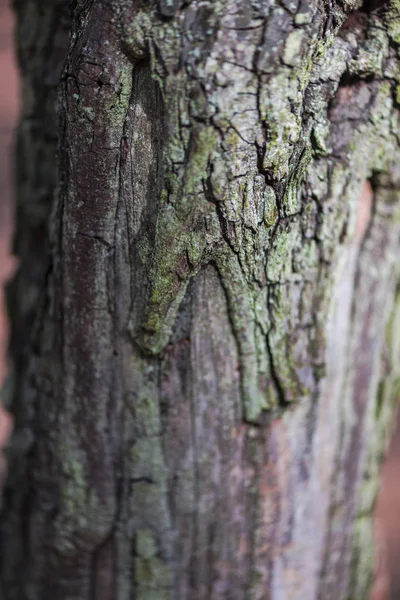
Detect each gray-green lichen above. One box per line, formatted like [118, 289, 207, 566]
[119, 1, 400, 424]
[126, 355, 172, 595]
[134, 529, 170, 600]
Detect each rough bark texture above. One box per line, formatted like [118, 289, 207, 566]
[2, 0, 400, 599]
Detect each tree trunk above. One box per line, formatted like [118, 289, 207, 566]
[2, 0, 400, 598]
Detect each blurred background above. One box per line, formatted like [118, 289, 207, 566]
[0, 2, 399, 598]
[0, 0, 16, 385]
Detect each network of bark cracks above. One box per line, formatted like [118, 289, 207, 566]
[1, 0, 400, 599]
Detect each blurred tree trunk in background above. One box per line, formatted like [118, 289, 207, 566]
[1, 1, 400, 598]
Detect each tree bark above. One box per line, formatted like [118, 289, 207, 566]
[2, 0, 400, 598]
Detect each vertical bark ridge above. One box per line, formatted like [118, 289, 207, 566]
[0, 0, 73, 597]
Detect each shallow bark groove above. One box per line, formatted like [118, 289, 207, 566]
[1, 0, 400, 599]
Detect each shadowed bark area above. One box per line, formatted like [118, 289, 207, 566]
[1, 0, 400, 599]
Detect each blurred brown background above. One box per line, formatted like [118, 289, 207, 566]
[0, 2, 399, 598]
[0, 0, 17, 383]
